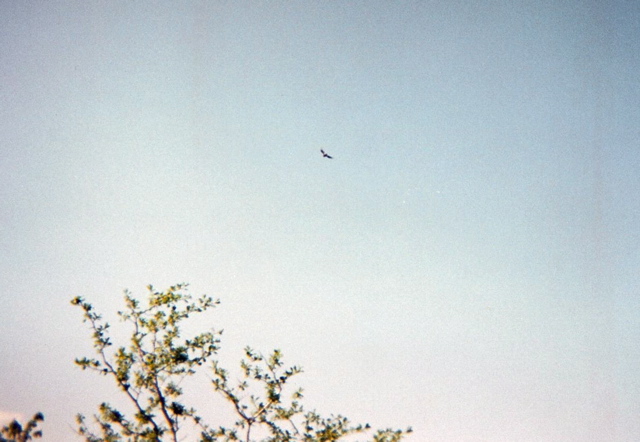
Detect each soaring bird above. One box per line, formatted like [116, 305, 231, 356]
[320, 149, 333, 159]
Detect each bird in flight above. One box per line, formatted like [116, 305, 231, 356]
[320, 149, 333, 159]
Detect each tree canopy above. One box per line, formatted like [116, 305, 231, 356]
[70, 284, 412, 442]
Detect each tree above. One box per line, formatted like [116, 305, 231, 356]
[0, 412, 44, 442]
[71, 284, 412, 441]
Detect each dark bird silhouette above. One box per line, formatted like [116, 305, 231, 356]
[320, 149, 333, 159]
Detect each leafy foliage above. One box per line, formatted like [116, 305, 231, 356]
[71, 284, 219, 442]
[72, 284, 412, 441]
[0, 412, 44, 442]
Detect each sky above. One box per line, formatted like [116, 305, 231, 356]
[1, 1, 639, 440]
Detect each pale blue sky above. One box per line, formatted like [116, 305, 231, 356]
[1, 1, 639, 440]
